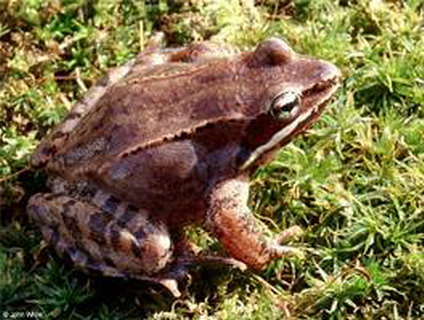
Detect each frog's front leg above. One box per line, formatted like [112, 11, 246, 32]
[206, 177, 303, 270]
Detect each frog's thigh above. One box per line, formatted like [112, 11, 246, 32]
[27, 193, 172, 276]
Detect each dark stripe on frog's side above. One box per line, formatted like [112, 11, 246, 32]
[133, 226, 147, 239]
[62, 200, 83, 241]
[67, 245, 105, 275]
[92, 191, 148, 228]
[92, 191, 124, 216]
[101, 195, 121, 214]
[117, 119, 242, 160]
[88, 211, 112, 245]
[117, 205, 138, 228]
[109, 226, 122, 252]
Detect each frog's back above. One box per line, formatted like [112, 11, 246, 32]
[47, 57, 252, 177]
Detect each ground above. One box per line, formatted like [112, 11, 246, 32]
[0, 1, 423, 319]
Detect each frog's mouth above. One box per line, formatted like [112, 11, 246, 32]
[239, 77, 339, 171]
[301, 77, 340, 125]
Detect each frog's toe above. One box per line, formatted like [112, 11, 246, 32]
[269, 225, 305, 259]
[152, 263, 193, 297]
[174, 255, 247, 271]
[275, 225, 304, 244]
[152, 255, 248, 297]
[191, 255, 247, 271]
[157, 278, 182, 297]
[268, 225, 305, 259]
[269, 244, 305, 260]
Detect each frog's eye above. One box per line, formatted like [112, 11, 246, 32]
[269, 91, 300, 119]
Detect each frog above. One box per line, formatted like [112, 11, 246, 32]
[27, 36, 340, 297]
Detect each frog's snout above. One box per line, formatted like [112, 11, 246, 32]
[318, 61, 341, 83]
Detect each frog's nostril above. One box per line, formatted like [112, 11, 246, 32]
[319, 62, 341, 81]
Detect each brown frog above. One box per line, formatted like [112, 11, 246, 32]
[27, 37, 340, 297]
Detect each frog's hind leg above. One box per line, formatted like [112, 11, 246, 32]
[27, 193, 175, 287]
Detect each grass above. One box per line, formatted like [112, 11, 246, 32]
[0, 0, 423, 319]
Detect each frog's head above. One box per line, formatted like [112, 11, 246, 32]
[236, 38, 340, 171]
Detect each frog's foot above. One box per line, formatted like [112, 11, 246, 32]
[268, 244, 305, 260]
[180, 255, 247, 271]
[276, 225, 304, 244]
[150, 255, 247, 297]
[173, 235, 247, 270]
[123, 271, 185, 298]
[269, 225, 305, 259]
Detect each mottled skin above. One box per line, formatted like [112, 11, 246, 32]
[27, 37, 340, 296]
